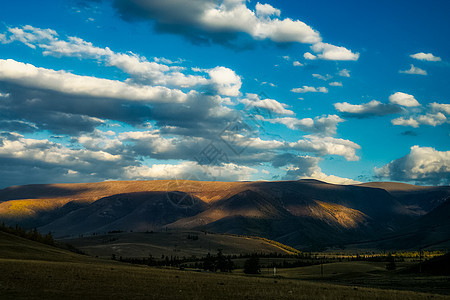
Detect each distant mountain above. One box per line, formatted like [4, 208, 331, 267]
[0, 180, 449, 250]
[348, 197, 450, 251]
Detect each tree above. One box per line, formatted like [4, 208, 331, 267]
[244, 254, 260, 274]
[385, 253, 396, 270]
[203, 253, 215, 271]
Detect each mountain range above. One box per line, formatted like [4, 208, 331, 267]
[0, 179, 449, 251]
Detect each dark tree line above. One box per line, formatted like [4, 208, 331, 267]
[119, 249, 234, 272]
[0, 223, 54, 246]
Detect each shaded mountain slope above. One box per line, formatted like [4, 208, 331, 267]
[1, 179, 449, 250]
[39, 192, 207, 238]
[345, 197, 450, 250]
[359, 182, 450, 215]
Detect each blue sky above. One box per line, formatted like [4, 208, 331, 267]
[0, 0, 448, 188]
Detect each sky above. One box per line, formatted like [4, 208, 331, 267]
[0, 0, 449, 188]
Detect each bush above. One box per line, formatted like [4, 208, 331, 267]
[244, 254, 260, 274]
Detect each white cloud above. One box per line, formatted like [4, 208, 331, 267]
[207, 66, 242, 97]
[310, 42, 359, 61]
[109, 0, 359, 62]
[290, 135, 361, 161]
[0, 25, 243, 95]
[430, 102, 450, 115]
[338, 69, 350, 77]
[293, 61, 303, 67]
[399, 64, 427, 75]
[0, 133, 122, 167]
[303, 52, 317, 60]
[255, 2, 281, 17]
[417, 113, 447, 126]
[391, 110, 447, 128]
[241, 93, 294, 115]
[389, 92, 420, 107]
[391, 117, 420, 128]
[306, 171, 361, 185]
[334, 100, 401, 117]
[0, 59, 188, 103]
[124, 161, 258, 182]
[291, 86, 328, 93]
[410, 52, 441, 62]
[312, 73, 331, 81]
[375, 146, 450, 185]
[198, 0, 321, 44]
[329, 81, 342, 87]
[267, 115, 344, 136]
[280, 155, 360, 184]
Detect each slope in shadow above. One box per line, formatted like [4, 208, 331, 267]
[39, 191, 208, 238]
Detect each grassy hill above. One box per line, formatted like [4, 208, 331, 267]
[61, 230, 295, 259]
[1, 231, 449, 299]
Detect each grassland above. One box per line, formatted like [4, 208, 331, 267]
[62, 230, 294, 259]
[1, 231, 450, 299]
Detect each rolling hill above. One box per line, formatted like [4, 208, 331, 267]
[3, 231, 448, 299]
[0, 179, 449, 250]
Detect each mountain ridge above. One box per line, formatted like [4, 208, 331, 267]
[0, 179, 449, 250]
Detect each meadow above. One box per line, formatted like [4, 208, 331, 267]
[1, 231, 449, 299]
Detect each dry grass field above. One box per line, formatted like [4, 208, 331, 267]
[62, 231, 293, 259]
[1, 231, 449, 299]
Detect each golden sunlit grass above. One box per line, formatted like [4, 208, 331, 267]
[314, 200, 367, 228]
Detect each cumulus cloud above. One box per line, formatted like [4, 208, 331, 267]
[267, 115, 344, 136]
[240, 93, 294, 115]
[113, 0, 321, 45]
[391, 117, 420, 128]
[392, 113, 448, 128]
[0, 131, 259, 187]
[207, 66, 242, 96]
[0, 25, 243, 94]
[124, 161, 258, 182]
[273, 154, 360, 184]
[290, 135, 361, 161]
[375, 146, 450, 185]
[255, 3, 280, 17]
[410, 52, 441, 62]
[109, 0, 359, 60]
[0, 132, 133, 187]
[291, 86, 328, 93]
[389, 92, 420, 107]
[0, 22, 363, 187]
[334, 100, 402, 118]
[310, 42, 359, 61]
[0, 60, 238, 137]
[0, 59, 187, 103]
[430, 102, 450, 115]
[303, 52, 316, 60]
[416, 113, 447, 126]
[293, 61, 303, 67]
[399, 64, 427, 75]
